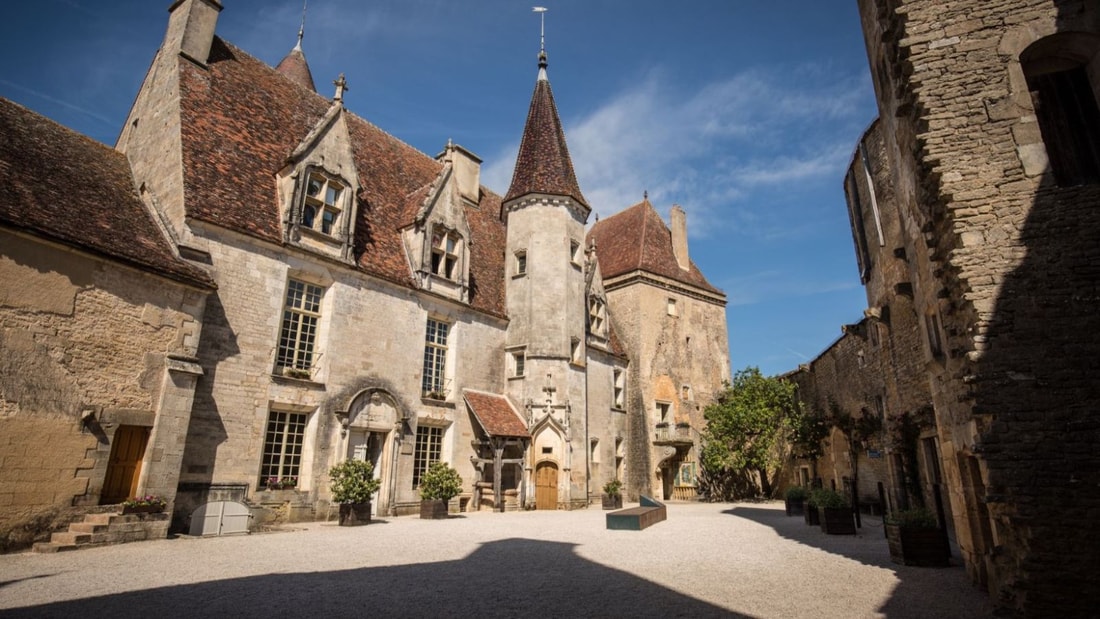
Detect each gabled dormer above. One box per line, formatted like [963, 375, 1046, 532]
[585, 241, 610, 345]
[277, 84, 360, 264]
[401, 141, 478, 303]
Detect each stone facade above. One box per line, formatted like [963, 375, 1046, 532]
[0, 229, 208, 550]
[790, 1, 1100, 615]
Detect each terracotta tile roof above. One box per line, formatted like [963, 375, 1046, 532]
[275, 47, 316, 93]
[177, 38, 505, 316]
[0, 97, 215, 290]
[504, 60, 587, 208]
[463, 390, 530, 438]
[587, 200, 723, 296]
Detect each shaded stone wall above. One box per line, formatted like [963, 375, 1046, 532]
[853, 0, 1100, 613]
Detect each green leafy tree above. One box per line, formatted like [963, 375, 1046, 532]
[699, 367, 799, 500]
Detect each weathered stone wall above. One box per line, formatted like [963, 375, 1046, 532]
[180, 225, 508, 518]
[854, 0, 1100, 613]
[0, 229, 207, 550]
[605, 273, 729, 501]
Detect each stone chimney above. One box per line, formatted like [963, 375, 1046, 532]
[670, 205, 690, 271]
[438, 141, 482, 204]
[166, 0, 222, 67]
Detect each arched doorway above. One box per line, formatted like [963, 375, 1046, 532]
[345, 390, 401, 515]
[535, 461, 558, 510]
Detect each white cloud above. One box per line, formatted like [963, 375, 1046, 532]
[482, 64, 871, 242]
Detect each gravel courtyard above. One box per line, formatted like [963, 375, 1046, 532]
[0, 502, 994, 618]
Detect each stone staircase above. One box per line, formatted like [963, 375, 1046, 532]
[33, 511, 170, 553]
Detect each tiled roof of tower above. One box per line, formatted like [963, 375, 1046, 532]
[504, 55, 588, 208]
[463, 390, 530, 438]
[176, 37, 506, 316]
[0, 97, 215, 290]
[587, 199, 723, 296]
[275, 47, 316, 92]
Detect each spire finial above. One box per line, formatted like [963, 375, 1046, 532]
[294, 0, 307, 51]
[533, 7, 549, 80]
[644, 190, 648, 201]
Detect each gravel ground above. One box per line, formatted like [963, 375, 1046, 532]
[0, 502, 995, 618]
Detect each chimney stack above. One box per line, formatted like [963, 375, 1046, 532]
[166, 0, 223, 67]
[670, 205, 689, 271]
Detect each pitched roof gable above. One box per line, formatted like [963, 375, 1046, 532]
[0, 97, 214, 289]
[463, 390, 529, 438]
[176, 37, 506, 315]
[587, 200, 723, 296]
[504, 60, 587, 208]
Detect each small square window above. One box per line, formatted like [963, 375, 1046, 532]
[512, 351, 526, 378]
[301, 172, 344, 236]
[667, 298, 678, 316]
[570, 239, 582, 265]
[613, 369, 625, 409]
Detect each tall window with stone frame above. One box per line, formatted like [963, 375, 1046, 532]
[276, 279, 323, 374]
[260, 410, 306, 483]
[412, 425, 444, 487]
[612, 369, 625, 409]
[422, 318, 450, 398]
[301, 172, 345, 235]
[1021, 34, 1100, 186]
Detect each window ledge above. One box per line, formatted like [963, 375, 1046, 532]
[508, 375, 525, 381]
[512, 273, 527, 279]
[271, 373, 326, 389]
[421, 397, 456, 408]
[611, 407, 626, 414]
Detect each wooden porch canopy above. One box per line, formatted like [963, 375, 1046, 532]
[463, 390, 530, 512]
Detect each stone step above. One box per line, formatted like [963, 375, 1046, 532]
[69, 522, 111, 534]
[48, 531, 92, 545]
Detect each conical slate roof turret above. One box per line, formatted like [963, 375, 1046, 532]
[275, 11, 316, 92]
[504, 50, 588, 208]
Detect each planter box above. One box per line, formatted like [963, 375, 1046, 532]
[121, 504, 165, 515]
[886, 524, 950, 567]
[602, 494, 623, 510]
[819, 507, 856, 535]
[338, 502, 371, 526]
[804, 505, 820, 526]
[420, 499, 448, 519]
[785, 497, 805, 516]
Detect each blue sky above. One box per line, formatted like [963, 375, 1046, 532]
[0, 0, 878, 377]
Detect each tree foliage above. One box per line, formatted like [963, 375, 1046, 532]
[699, 367, 801, 500]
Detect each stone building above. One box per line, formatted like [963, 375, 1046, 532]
[0, 0, 729, 544]
[791, 0, 1100, 614]
[0, 98, 215, 550]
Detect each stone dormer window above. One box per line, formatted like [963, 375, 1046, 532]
[302, 172, 345, 235]
[588, 296, 606, 338]
[431, 230, 462, 281]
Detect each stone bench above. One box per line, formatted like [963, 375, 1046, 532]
[606, 496, 667, 531]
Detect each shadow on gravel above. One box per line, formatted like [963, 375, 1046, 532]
[1, 538, 747, 619]
[726, 506, 993, 619]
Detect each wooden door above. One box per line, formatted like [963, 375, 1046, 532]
[101, 425, 150, 504]
[535, 462, 558, 510]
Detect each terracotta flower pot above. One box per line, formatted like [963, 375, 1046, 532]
[420, 499, 448, 519]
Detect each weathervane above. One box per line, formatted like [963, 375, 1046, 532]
[295, 0, 308, 51]
[533, 6, 547, 53]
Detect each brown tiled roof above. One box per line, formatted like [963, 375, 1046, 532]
[0, 97, 215, 290]
[275, 47, 316, 93]
[587, 200, 723, 296]
[177, 38, 505, 316]
[504, 58, 587, 207]
[463, 390, 530, 438]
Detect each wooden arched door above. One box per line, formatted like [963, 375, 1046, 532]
[535, 461, 558, 510]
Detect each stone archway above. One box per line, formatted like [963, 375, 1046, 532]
[345, 390, 402, 515]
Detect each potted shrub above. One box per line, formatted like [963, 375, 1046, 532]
[815, 488, 856, 535]
[602, 479, 623, 510]
[784, 486, 808, 516]
[804, 488, 822, 526]
[419, 461, 463, 519]
[885, 508, 950, 567]
[329, 459, 381, 526]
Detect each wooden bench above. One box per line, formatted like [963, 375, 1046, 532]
[606, 496, 667, 531]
